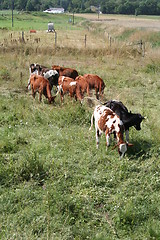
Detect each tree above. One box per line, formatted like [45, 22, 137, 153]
[14, 0, 28, 10]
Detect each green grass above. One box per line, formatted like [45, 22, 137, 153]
[0, 10, 84, 31]
[0, 11, 160, 240]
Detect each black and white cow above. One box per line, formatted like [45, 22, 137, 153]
[27, 63, 59, 90]
[103, 100, 145, 143]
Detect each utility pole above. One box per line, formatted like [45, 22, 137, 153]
[98, 5, 100, 20]
[12, 0, 14, 27]
[72, 11, 74, 25]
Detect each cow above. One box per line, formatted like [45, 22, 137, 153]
[75, 75, 89, 98]
[58, 76, 82, 103]
[43, 70, 59, 89]
[52, 65, 78, 79]
[83, 74, 105, 99]
[27, 63, 59, 91]
[29, 63, 48, 76]
[89, 105, 133, 159]
[103, 100, 145, 143]
[29, 74, 56, 103]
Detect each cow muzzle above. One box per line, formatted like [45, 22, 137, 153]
[118, 143, 127, 159]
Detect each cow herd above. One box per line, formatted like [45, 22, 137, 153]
[27, 63, 145, 158]
[27, 63, 105, 103]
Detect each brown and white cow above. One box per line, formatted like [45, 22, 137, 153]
[52, 65, 78, 79]
[29, 74, 56, 103]
[83, 74, 105, 99]
[89, 105, 133, 158]
[58, 76, 82, 103]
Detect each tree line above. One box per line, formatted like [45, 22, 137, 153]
[1, 0, 160, 15]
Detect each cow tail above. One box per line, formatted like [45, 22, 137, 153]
[55, 84, 62, 96]
[76, 84, 83, 101]
[89, 113, 94, 131]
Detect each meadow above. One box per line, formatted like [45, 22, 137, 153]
[0, 11, 160, 239]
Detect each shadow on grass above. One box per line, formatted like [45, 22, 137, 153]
[126, 139, 155, 161]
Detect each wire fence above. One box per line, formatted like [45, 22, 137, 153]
[1, 29, 148, 57]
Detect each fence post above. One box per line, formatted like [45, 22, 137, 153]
[84, 34, 87, 48]
[108, 33, 110, 43]
[140, 39, 143, 51]
[142, 42, 145, 57]
[54, 31, 57, 48]
[72, 12, 74, 25]
[109, 36, 112, 47]
[20, 72, 22, 85]
[22, 31, 25, 42]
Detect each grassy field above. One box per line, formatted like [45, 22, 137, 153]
[0, 11, 160, 240]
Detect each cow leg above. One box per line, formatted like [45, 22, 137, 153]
[39, 92, 42, 102]
[105, 129, 110, 150]
[125, 130, 129, 143]
[60, 93, 64, 103]
[87, 86, 90, 96]
[32, 89, 36, 99]
[96, 129, 100, 149]
[74, 94, 77, 101]
[60, 88, 64, 103]
[95, 88, 99, 99]
[69, 92, 73, 101]
[27, 79, 31, 90]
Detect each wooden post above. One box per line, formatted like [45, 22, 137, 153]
[84, 34, 87, 48]
[140, 40, 143, 51]
[55, 31, 57, 48]
[20, 72, 22, 85]
[142, 42, 145, 57]
[22, 31, 24, 42]
[72, 12, 74, 25]
[108, 33, 110, 46]
[109, 36, 112, 47]
[12, 0, 14, 27]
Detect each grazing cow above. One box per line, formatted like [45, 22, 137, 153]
[83, 74, 105, 99]
[89, 105, 133, 158]
[43, 70, 59, 89]
[75, 75, 89, 98]
[29, 74, 56, 103]
[104, 100, 145, 143]
[28, 63, 59, 90]
[52, 65, 78, 79]
[58, 76, 82, 102]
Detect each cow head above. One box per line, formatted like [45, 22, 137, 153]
[118, 143, 127, 159]
[134, 114, 145, 130]
[115, 142, 133, 159]
[30, 63, 37, 73]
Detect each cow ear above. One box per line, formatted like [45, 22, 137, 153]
[127, 143, 134, 147]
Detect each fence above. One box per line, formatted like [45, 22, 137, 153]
[1, 30, 147, 57]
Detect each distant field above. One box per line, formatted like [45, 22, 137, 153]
[75, 13, 160, 31]
[0, 10, 84, 31]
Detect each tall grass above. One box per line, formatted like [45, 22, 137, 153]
[0, 12, 160, 240]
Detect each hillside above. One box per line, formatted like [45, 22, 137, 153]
[0, 12, 160, 239]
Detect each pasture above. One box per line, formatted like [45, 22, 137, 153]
[0, 11, 160, 239]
